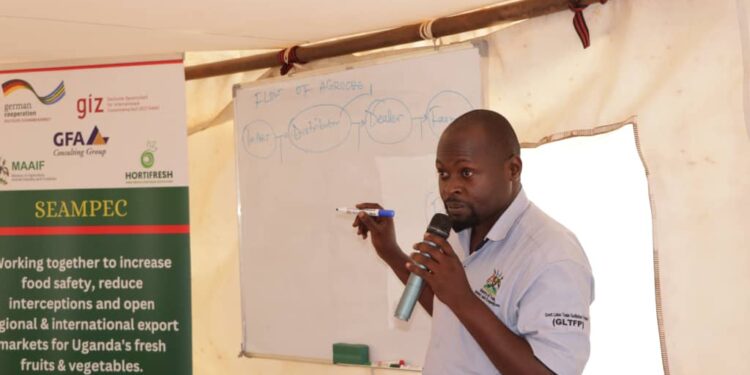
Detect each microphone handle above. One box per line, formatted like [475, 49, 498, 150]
[394, 241, 437, 321]
[395, 271, 425, 321]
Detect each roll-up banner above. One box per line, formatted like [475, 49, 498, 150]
[0, 58, 192, 374]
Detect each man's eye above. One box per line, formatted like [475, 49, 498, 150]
[461, 169, 473, 177]
[438, 171, 448, 178]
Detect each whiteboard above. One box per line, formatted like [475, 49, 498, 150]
[233, 46, 482, 366]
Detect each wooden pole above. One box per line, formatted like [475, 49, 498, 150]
[185, 0, 606, 80]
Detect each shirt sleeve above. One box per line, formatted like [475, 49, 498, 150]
[516, 260, 594, 375]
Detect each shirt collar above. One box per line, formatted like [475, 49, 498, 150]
[485, 188, 530, 242]
[457, 188, 530, 250]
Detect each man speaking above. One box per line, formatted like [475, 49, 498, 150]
[352, 109, 594, 375]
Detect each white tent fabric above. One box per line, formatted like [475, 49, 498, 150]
[485, 2, 750, 373]
[0, 0, 503, 64]
[186, 0, 750, 373]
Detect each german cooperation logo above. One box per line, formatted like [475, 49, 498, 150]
[2, 79, 65, 105]
[2, 79, 65, 123]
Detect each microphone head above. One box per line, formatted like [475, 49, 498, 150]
[427, 213, 452, 239]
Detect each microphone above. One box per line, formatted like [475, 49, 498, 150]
[394, 213, 452, 321]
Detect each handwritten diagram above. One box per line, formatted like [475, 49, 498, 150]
[239, 88, 474, 161]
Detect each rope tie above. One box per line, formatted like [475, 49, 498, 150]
[419, 19, 437, 40]
[569, 0, 607, 49]
[419, 18, 445, 49]
[277, 46, 307, 76]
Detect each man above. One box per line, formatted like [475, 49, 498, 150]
[353, 109, 594, 375]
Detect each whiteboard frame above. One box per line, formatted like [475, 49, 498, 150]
[232, 41, 484, 367]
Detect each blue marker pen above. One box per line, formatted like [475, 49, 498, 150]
[336, 207, 395, 218]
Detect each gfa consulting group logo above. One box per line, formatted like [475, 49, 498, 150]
[2, 79, 65, 123]
[52, 126, 109, 158]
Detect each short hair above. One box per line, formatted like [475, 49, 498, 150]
[444, 109, 520, 157]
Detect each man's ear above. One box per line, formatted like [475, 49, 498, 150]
[508, 155, 522, 181]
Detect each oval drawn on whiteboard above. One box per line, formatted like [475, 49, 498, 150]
[425, 91, 474, 136]
[288, 104, 352, 153]
[242, 120, 277, 159]
[364, 98, 412, 144]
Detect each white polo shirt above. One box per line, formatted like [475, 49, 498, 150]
[422, 189, 594, 375]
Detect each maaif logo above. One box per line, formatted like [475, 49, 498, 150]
[0, 158, 9, 185]
[53, 126, 109, 146]
[2, 79, 66, 105]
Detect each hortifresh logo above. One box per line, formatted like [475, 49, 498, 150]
[125, 141, 174, 184]
[0, 158, 9, 185]
[2, 79, 65, 105]
[141, 141, 156, 168]
[52, 126, 109, 158]
[474, 269, 503, 308]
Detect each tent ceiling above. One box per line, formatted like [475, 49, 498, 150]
[0, 0, 504, 65]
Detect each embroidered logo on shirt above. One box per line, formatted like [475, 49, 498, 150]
[482, 269, 503, 297]
[474, 269, 503, 307]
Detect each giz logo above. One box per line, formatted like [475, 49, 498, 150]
[76, 95, 104, 119]
[53, 126, 109, 146]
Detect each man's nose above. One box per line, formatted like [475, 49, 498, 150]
[441, 176, 463, 196]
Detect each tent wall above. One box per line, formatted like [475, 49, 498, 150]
[485, 1, 750, 373]
[186, 1, 750, 373]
